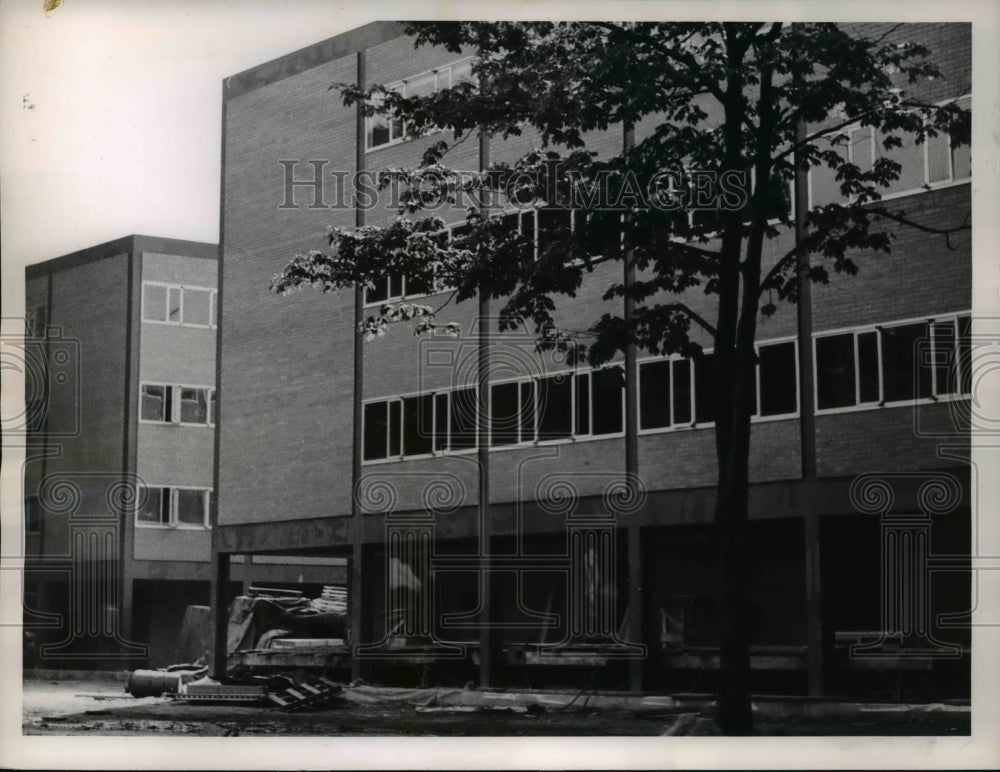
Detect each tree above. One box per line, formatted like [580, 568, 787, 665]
[271, 22, 970, 733]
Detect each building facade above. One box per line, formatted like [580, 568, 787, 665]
[22, 235, 343, 668]
[215, 22, 972, 694]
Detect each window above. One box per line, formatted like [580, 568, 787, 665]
[639, 360, 671, 430]
[758, 341, 798, 416]
[136, 486, 210, 529]
[136, 486, 171, 526]
[537, 374, 574, 440]
[814, 314, 970, 411]
[142, 282, 218, 327]
[403, 394, 434, 456]
[179, 387, 209, 424]
[141, 384, 173, 422]
[363, 401, 390, 461]
[591, 367, 624, 435]
[811, 96, 971, 206]
[366, 59, 475, 150]
[140, 383, 214, 425]
[637, 340, 799, 430]
[448, 388, 478, 450]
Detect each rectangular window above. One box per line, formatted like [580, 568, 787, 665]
[143, 284, 167, 322]
[815, 315, 969, 412]
[403, 394, 434, 457]
[876, 129, 930, 195]
[179, 387, 209, 424]
[434, 393, 449, 452]
[364, 401, 390, 461]
[519, 381, 536, 443]
[136, 486, 170, 525]
[538, 374, 573, 440]
[183, 288, 212, 326]
[366, 60, 474, 150]
[388, 400, 402, 456]
[693, 355, 717, 424]
[449, 387, 477, 450]
[136, 486, 210, 528]
[882, 321, 932, 403]
[672, 359, 692, 425]
[858, 331, 881, 404]
[575, 373, 591, 435]
[141, 384, 173, 422]
[758, 341, 798, 417]
[592, 366, 624, 435]
[816, 334, 857, 410]
[490, 382, 520, 447]
[176, 489, 208, 527]
[143, 282, 217, 326]
[639, 360, 671, 429]
[957, 315, 972, 395]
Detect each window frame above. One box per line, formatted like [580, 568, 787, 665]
[134, 485, 211, 530]
[141, 281, 219, 328]
[808, 93, 971, 210]
[365, 57, 476, 152]
[139, 381, 216, 427]
[812, 311, 972, 415]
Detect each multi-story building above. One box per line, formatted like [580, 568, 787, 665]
[22, 235, 344, 668]
[215, 22, 972, 695]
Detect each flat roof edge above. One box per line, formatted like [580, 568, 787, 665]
[224, 20, 407, 100]
[25, 235, 219, 278]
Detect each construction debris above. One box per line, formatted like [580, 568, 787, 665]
[267, 676, 344, 711]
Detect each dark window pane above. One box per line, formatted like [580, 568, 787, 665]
[672, 359, 691, 424]
[141, 385, 170, 422]
[575, 374, 590, 435]
[882, 322, 931, 402]
[434, 393, 449, 451]
[176, 489, 205, 526]
[389, 271, 404, 299]
[858, 331, 880, 403]
[519, 381, 535, 442]
[364, 402, 389, 460]
[639, 360, 671, 429]
[694, 354, 717, 424]
[180, 388, 208, 424]
[137, 487, 169, 525]
[958, 315, 972, 395]
[538, 374, 573, 439]
[759, 342, 797, 416]
[405, 271, 433, 296]
[490, 382, 519, 446]
[932, 321, 958, 396]
[816, 334, 856, 410]
[449, 388, 477, 450]
[403, 394, 434, 457]
[388, 400, 402, 456]
[366, 278, 389, 304]
[592, 366, 623, 435]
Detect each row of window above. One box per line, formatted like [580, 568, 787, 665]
[142, 281, 218, 327]
[366, 58, 475, 150]
[815, 314, 971, 410]
[135, 486, 211, 529]
[363, 313, 972, 463]
[811, 96, 971, 207]
[140, 383, 216, 426]
[363, 339, 800, 462]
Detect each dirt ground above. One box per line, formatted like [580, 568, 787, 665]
[21, 677, 972, 737]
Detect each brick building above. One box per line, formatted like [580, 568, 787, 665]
[214, 22, 972, 694]
[22, 236, 344, 668]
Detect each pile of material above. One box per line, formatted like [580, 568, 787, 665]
[227, 585, 348, 653]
